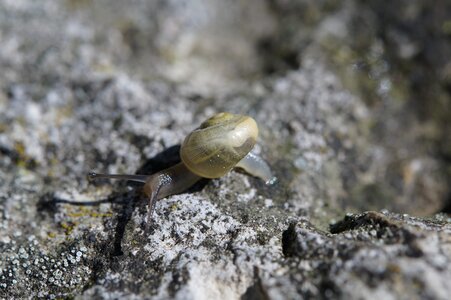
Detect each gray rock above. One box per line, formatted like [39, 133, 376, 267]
[0, 0, 450, 299]
[282, 211, 451, 299]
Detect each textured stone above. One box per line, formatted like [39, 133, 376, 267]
[0, 1, 450, 299]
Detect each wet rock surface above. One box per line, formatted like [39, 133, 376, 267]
[0, 1, 450, 299]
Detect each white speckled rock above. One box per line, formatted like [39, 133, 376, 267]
[0, 0, 450, 299]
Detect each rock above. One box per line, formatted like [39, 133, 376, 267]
[280, 211, 451, 299]
[0, 0, 450, 299]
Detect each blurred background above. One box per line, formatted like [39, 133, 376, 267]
[1, 0, 450, 215]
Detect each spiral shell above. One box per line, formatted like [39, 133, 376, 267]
[180, 112, 258, 178]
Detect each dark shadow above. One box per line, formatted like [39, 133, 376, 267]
[136, 144, 209, 193]
[281, 222, 298, 258]
[110, 190, 141, 256]
[39, 194, 118, 208]
[38, 144, 210, 257]
[37, 190, 139, 257]
[136, 145, 182, 174]
[440, 193, 451, 214]
[256, 36, 300, 76]
[241, 267, 270, 300]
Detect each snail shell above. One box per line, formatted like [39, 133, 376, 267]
[180, 112, 258, 178]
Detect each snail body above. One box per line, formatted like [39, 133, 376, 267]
[89, 112, 276, 222]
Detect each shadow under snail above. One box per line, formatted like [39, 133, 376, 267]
[88, 112, 276, 222]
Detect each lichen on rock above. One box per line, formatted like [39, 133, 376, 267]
[0, 0, 450, 299]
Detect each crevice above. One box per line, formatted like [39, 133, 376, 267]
[281, 222, 298, 258]
[241, 267, 270, 300]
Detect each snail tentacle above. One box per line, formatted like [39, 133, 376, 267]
[88, 172, 149, 183]
[236, 152, 277, 185]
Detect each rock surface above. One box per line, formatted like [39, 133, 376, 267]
[0, 1, 450, 299]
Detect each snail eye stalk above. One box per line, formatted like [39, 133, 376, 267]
[88, 172, 149, 183]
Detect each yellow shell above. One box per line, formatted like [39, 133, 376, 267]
[180, 112, 258, 178]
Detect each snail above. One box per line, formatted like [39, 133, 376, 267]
[88, 112, 276, 222]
